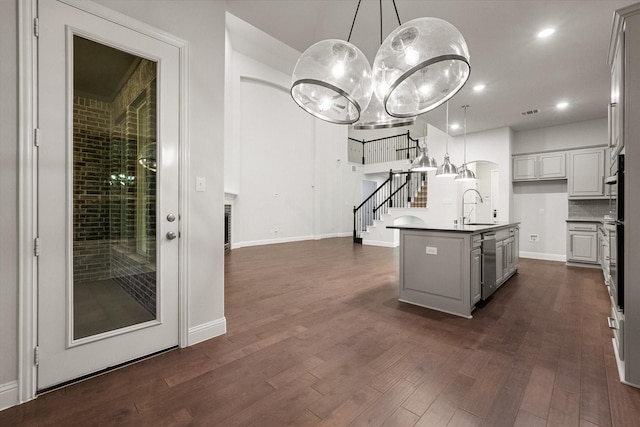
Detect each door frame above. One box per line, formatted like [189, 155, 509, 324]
[18, 0, 190, 403]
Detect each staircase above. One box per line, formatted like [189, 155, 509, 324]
[410, 179, 428, 208]
[353, 170, 428, 245]
[351, 130, 433, 246]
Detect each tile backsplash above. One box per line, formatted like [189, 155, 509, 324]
[568, 199, 610, 218]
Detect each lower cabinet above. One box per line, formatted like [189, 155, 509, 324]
[471, 247, 482, 305]
[567, 222, 598, 264]
[496, 240, 505, 284]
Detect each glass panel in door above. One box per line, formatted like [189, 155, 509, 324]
[73, 35, 158, 340]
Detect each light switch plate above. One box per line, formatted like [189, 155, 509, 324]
[195, 176, 206, 192]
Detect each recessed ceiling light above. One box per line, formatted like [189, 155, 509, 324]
[473, 84, 486, 92]
[450, 123, 460, 130]
[538, 28, 555, 38]
[557, 101, 569, 109]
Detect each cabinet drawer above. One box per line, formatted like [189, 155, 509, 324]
[568, 223, 598, 232]
[495, 228, 510, 241]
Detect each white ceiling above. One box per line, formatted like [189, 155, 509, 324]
[225, 0, 631, 135]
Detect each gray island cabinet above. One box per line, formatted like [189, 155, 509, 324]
[387, 223, 520, 318]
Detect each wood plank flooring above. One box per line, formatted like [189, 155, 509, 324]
[3, 237, 640, 426]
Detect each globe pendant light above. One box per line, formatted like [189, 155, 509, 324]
[455, 104, 476, 181]
[138, 142, 157, 172]
[352, 91, 415, 129]
[411, 114, 437, 171]
[436, 101, 458, 177]
[291, 39, 372, 124]
[372, 17, 471, 118]
[291, 0, 470, 128]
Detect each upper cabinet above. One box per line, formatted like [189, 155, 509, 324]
[512, 152, 566, 181]
[610, 20, 624, 161]
[568, 148, 606, 198]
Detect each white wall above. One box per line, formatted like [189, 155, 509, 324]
[421, 126, 513, 224]
[514, 118, 607, 153]
[0, 0, 18, 409]
[225, 14, 361, 248]
[514, 181, 569, 260]
[512, 118, 607, 261]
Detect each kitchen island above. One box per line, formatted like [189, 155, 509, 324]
[387, 222, 520, 318]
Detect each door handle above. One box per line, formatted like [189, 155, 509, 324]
[166, 231, 178, 240]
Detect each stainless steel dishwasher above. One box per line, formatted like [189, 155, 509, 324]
[481, 232, 497, 300]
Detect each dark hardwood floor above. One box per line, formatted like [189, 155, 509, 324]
[3, 237, 640, 426]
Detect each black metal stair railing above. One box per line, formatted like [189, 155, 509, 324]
[353, 170, 425, 243]
[348, 130, 420, 165]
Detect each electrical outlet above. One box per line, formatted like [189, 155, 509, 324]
[539, 208, 545, 214]
[426, 246, 437, 255]
[529, 234, 539, 242]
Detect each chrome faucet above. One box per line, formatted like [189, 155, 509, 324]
[461, 188, 484, 225]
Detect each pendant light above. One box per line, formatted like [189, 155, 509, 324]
[436, 101, 458, 177]
[455, 104, 476, 181]
[372, 17, 470, 118]
[138, 142, 157, 172]
[291, 0, 470, 127]
[291, 39, 372, 124]
[411, 114, 437, 171]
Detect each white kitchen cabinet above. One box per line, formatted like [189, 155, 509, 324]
[512, 152, 566, 181]
[471, 247, 482, 305]
[568, 148, 606, 198]
[567, 222, 598, 264]
[609, 4, 640, 388]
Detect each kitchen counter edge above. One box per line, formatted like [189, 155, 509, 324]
[386, 222, 520, 234]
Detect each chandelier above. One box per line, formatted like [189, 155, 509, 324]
[290, 0, 470, 129]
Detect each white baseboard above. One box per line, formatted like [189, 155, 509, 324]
[234, 233, 351, 249]
[314, 232, 352, 240]
[362, 240, 398, 248]
[188, 317, 226, 346]
[519, 251, 566, 262]
[0, 381, 18, 411]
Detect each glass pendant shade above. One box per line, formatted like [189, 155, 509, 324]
[138, 142, 157, 172]
[372, 17, 471, 118]
[436, 154, 458, 177]
[455, 163, 476, 181]
[291, 39, 373, 124]
[352, 93, 416, 129]
[411, 145, 438, 171]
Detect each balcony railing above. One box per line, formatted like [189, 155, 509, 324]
[348, 131, 420, 165]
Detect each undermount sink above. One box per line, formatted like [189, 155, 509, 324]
[466, 223, 497, 226]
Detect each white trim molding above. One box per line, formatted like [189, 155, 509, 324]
[188, 318, 227, 346]
[519, 251, 566, 262]
[17, 0, 37, 406]
[0, 381, 19, 411]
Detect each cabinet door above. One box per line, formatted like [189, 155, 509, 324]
[568, 231, 598, 263]
[505, 238, 514, 274]
[496, 241, 505, 284]
[471, 247, 482, 305]
[513, 228, 519, 270]
[568, 148, 605, 198]
[538, 153, 566, 179]
[512, 155, 537, 181]
[610, 29, 624, 159]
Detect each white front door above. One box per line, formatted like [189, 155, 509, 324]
[37, 0, 181, 390]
